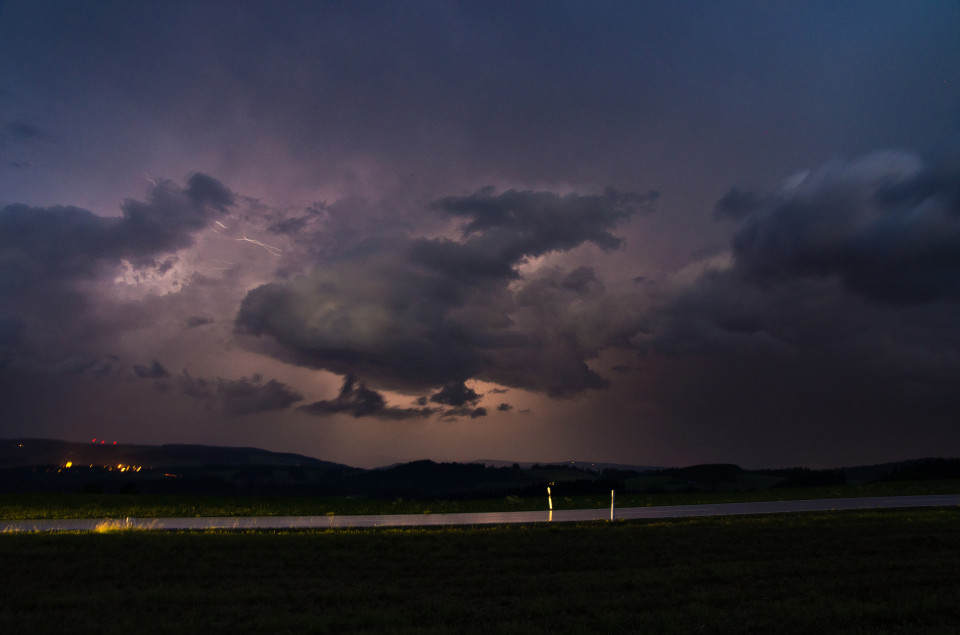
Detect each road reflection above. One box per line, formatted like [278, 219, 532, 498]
[3, 494, 958, 532]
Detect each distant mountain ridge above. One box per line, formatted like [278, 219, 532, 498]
[2, 438, 958, 499]
[474, 459, 662, 472]
[2, 439, 663, 473]
[0, 438, 348, 470]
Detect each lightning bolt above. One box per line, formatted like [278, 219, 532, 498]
[237, 236, 282, 256]
[208, 220, 281, 256]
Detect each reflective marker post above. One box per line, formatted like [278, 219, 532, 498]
[610, 490, 616, 521]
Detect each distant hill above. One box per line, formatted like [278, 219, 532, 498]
[0, 439, 626, 497]
[2, 438, 958, 498]
[475, 459, 662, 472]
[0, 438, 348, 470]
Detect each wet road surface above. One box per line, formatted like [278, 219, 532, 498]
[3, 494, 959, 532]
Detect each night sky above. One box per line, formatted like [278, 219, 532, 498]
[2, 1, 960, 468]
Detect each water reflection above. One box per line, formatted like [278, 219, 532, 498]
[5, 494, 959, 532]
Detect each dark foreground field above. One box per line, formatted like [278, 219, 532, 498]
[3, 508, 960, 634]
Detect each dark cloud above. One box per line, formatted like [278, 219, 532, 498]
[236, 187, 648, 397]
[274, 198, 416, 263]
[183, 172, 234, 212]
[298, 375, 433, 420]
[4, 120, 45, 142]
[1, 204, 121, 283]
[433, 187, 657, 261]
[0, 173, 230, 282]
[179, 371, 302, 416]
[216, 376, 303, 416]
[496, 402, 512, 412]
[429, 383, 481, 407]
[729, 152, 960, 305]
[433, 404, 488, 420]
[185, 316, 214, 328]
[235, 248, 482, 389]
[116, 173, 233, 257]
[178, 371, 213, 399]
[0, 174, 233, 367]
[493, 265, 645, 394]
[267, 215, 312, 237]
[133, 359, 170, 379]
[631, 150, 960, 464]
[407, 188, 655, 284]
[713, 187, 762, 221]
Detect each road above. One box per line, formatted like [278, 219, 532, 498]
[2, 494, 959, 532]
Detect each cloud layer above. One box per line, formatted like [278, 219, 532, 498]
[179, 372, 303, 416]
[236, 188, 655, 396]
[3, 1, 960, 468]
[0, 174, 233, 369]
[729, 152, 960, 305]
[632, 150, 960, 464]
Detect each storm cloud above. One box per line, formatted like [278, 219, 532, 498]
[3, 1, 960, 468]
[179, 372, 303, 416]
[0, 174, 233, 368]
[298, 375, 433, 420]
[0, 173, 231, 281]
[430, 383, 481, 407]
[236, 187, 654, 397]
[727, 152, 960, 305]
[632, 150, 960, 464]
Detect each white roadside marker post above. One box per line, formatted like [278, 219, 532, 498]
[610, 489, 616, 521]
[547, 483, 555, 521]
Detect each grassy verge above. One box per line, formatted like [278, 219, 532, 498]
[2, 508, 959, 634]
[2, 478, 960, 519]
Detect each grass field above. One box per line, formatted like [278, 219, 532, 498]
[4, 478, 960, 520]
[2, 508, 960, 634]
